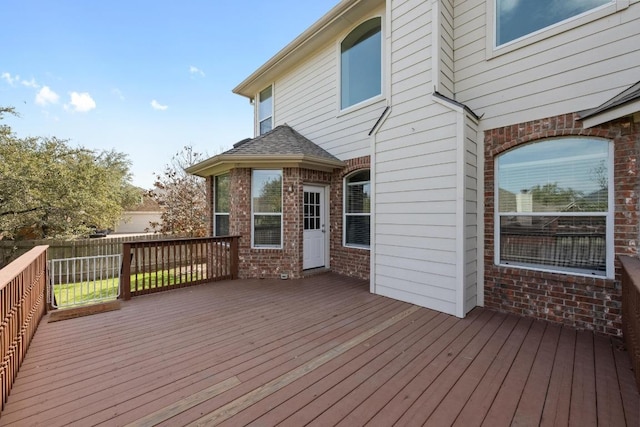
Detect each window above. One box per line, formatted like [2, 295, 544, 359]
[496, 138, 612, 277]
[252, 170, 282, 248]
[495, 0, 613, 47]
[341, 17, 381, 110]
[214, 174, 229, 236]
[258, 85, 273, 135]
[344, 170, 370, 248]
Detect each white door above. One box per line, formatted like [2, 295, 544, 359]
[303, 186, 325, 270]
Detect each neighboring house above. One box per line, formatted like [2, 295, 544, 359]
[187, 0, 640, 336]
[114, 192, 162, 234]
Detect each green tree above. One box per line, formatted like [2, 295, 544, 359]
[530, 183, 582, 211]
[149, 146, 208, 237]
[0, 107, 138, 239]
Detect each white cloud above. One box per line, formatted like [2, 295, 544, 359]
[21, 78, 39, 89]
[499, 0, 520, 14]
[1, 72, 19, 86]
[189, 66, 205, 77]
[35, 86, 60, 106]
[67, 91, 96, 112]
[151, 99, 168, 111]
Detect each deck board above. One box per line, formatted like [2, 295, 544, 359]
[0, 273, 637, 427]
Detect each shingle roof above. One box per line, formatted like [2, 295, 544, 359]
[223, 125, 341, 162]
[185, 125, 345, 177]
[578, 81, 640, 119]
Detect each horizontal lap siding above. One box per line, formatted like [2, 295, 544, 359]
[375, 0, 460, 316]
[272, 5, 387, 161]
[439, 0, 455, 97]
[464, 116, 479, 313]
[454, 0, 640, 130]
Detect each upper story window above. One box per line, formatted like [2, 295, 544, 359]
[252, 170, 282, 248]
[344, 169, 371, 248]
[258, 85, 273, 135]
[495, 0, 613, 47]
[214, 174, 229, 236]
[495, 138, 612, 278]
[341, 17, 381, 110]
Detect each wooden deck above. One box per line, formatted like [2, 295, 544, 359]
[0, 273, 638, 426]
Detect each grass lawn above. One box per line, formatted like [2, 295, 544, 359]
[52, 267, 207, 308]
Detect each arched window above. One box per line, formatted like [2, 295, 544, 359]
[344, 169, 371, 248]
[341, 17, 382, 110]
[495, 138, 612, 277]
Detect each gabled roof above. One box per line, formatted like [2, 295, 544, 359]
[233, 0, 384, 98]
[577, 81, 640, 128]
[186, 125, 345, 177]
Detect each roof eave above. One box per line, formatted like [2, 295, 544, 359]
[579, 99, 640, 128]
[232, 0, 384, 98]
[186, 154, 346, 177]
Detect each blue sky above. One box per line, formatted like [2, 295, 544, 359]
[1, 0, 339, 189]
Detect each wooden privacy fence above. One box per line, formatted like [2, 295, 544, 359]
[620, 255, 640, 391]
[0, 234, 171, 269]
[0, 246, 48, 416]
[121, 236, 239, 299]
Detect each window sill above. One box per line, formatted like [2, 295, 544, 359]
[497, 262, 611, 280]
[337, 94, 385, 118]
[343, 244, 371, 251]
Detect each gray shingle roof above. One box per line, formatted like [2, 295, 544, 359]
[578, 81, 640, 119]
[223, 125, 341, 162]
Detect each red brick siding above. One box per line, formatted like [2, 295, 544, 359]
[330, 156, 371, 280]
[484, 113, 639, 336]
[207, 159, 371, 281]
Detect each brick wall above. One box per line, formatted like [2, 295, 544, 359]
[484, 113, 639, 336]
[205, 159, 371, 281]
[330, 156, 371, 280]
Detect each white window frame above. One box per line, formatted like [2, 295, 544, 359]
[338, 16, 384, 114]
[257, 85, 273, 136]
[213, 174, 229, 236]
[486, 0, 629, 58]
[494, 139, 614, 279]
[343, 170, 371, 249]
[251, 169, 283, 249]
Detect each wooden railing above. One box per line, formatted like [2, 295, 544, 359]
[620, 255, 640, 391]
[120, 236, 239, 299]
[501, 231, 606, 271]
[0, 246, 48, 415]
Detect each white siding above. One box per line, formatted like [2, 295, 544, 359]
[270, 4, 387, 160]
[463, 114, 478, 314]
[454, 0, 640, 131]
[374, 0, 461, 314]
[439, 0, 455, 97]
[372, 0, 480, 317]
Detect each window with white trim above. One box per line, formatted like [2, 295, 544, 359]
[252, 170, 282, 248]
[258, 85, 273, 135]
[214, 174, 229, 236]
[341, 17, 381, 110]
[496, 138, 612, 277]
[495, 0, 613, 47]
[344, 170, 370, 248]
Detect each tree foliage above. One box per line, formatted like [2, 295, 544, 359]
[0, 107, 138, 239]
[148, 146, 208, 237]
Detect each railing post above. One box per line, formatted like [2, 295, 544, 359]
[120, 243, 131, 301]
[230, 236, 239, 280]
[620, 255, 640, 391]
